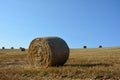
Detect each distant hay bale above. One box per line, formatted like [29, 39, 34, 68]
[19, 47, 22, 50]
[83, 46, 87, 49]
[11, 47, 14, 49]
[2, 47, 5, 49]
[28, 36, 69, 68]
[20, 47, 26, 51]
[99, 45, 102, 48]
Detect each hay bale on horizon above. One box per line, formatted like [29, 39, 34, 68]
[28, 36, 69, 68]
[20, 47, 26, 51]
[83, 46, 87, 48]
[11, 47, 14, 49]
[2, 47, 5, 49]
[99, 45, 102, 48]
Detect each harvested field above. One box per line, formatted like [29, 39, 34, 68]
[0, 47, 120, 80]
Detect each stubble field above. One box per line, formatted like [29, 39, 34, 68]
[0, 47, 120, 80]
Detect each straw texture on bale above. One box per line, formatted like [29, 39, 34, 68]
[28, 37, 69, 68]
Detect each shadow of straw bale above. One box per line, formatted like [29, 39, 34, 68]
[65, 63, 112, 67]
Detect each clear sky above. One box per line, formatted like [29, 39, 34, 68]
[0, 0, 120, 48]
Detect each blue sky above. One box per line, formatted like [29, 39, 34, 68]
[0, 0, 120, 48]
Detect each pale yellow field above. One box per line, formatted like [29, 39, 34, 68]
[0, 47, 120, 80]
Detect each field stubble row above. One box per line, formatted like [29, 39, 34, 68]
[0, 48, 120, 80]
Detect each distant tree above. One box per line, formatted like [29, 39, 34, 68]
[83, 46, 87, 49]
[99, 45, 102, 48]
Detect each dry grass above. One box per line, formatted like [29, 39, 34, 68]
[0, 47, 120, 80]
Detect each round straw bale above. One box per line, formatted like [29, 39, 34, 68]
[2, 47, 5, 49]
[83, 46, 87, 49]
[11, 47, 14, 49]
[99, 45, 102, 48]
[28, 36, 69, 68]
[20, 47, 26, 51]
